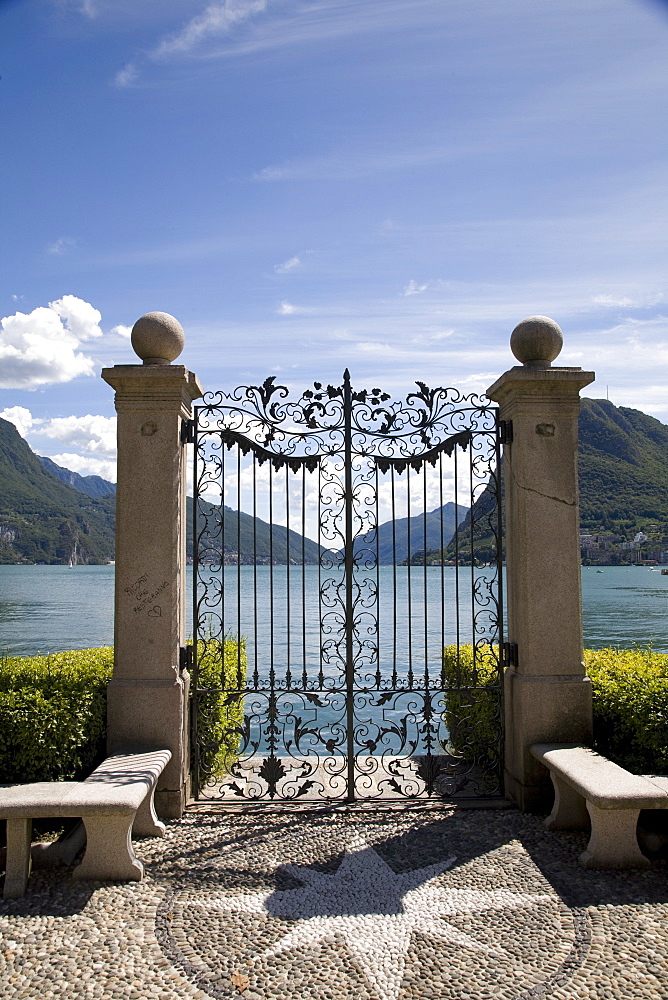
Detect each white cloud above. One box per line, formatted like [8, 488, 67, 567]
[78, 0, 98, 17]
[47, 453, 117, 483]
[47, 236, 77, 255]
[404, 280, 428, 296]
[0, 406, 40, 437]
[592, 292, 665, 310]
[110, 324, 132, 339]
[148, 0, 476, 64]
[0, 295, 103, 389]
[151, 0, 272, 60]
[37, 414, 117, 458]
[53, 295, 104, 342]
[114, 63, 139, 87]
[278, 301, 296, 315]
[274, 256, 301, 274]
[0, 407, 118, 481]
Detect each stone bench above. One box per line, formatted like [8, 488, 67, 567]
[531, 743, 668, 869]
[0, 749, 171, 899]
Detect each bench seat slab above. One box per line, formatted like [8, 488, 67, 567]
[0, 782, 80, 819]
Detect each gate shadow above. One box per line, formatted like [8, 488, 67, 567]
[157, 806, 668, 911]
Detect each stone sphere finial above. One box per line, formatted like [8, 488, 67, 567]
[510, 316, 563, 369]
[131, 312, 185, 365]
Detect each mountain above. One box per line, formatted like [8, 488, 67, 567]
[192, 500, 465, 567]
[188, 500, 324, 564]
[5, 397, 668, 566]
[38, 456, 116, 499]
[445, 397, 668, 564]
[338, 502, 466, 565]
[0, 417, 322, 565]
[0, 417, 116, 565]
[578, 398, 668, 535]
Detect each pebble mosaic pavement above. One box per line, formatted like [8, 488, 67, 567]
[1, 807, 667, 999]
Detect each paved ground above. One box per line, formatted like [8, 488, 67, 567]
[1, 806, 667, 1000]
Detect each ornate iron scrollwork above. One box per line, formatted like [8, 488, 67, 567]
[191, 372, 504, 802]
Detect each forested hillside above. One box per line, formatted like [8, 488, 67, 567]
[3, 397, 668, 564]
[0, 418, 116, 564]
[187, 499, 323, 564]
[442, 397, 668, 564]
[579, 398, 668, 534]
[38, 456, 116, 499]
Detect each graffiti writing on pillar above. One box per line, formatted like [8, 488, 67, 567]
[125, 574, 168, 614]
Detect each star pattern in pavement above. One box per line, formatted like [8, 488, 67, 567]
[195, 837, 553, 999]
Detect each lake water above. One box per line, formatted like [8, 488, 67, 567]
[1, 563, 668, 658]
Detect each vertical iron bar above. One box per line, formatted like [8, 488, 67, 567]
[454, 446, 461, 686]
[495, 415, 506, 793]
[269, 462, 275, 690]
[286, 465, 291, 690]
[439, 452, 445, 671]
[439, 451, 445, 782]
[375, 462, 381, 689]
[318, 460, 324, 689]
[253, 454, 259, 689]
[236, 445, 242, 690]
[406, 471, 413, 689]
[391, 465, 397, 688]
[343, 370, 356, 803]
[423, 460, 430, 764]
[469, 437, 476, 681]
[221, 439, 226, 691]
[191, 410, 200, 798]
[302, 464, 307, 690]
[423, 461, 428, 686]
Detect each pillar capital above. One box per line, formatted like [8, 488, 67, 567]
[101, 365, 203, 416]
[487, 365, 595, 405]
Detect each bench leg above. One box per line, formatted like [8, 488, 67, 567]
[74, 814, 144, 882]
[580, 803, 650, 869]
[544, 772, 590, 831]
[132, 790, 166, 838]
[3, 818, 32, 900]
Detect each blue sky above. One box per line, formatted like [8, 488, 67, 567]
[1, 0, 668, 481]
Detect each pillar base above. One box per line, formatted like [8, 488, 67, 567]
[503, 769, 554, 813]
[504, 669, 593, 812]
[106, 676, 189, 819]
[154, 787, 188, 819]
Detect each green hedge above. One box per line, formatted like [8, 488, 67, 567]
[0, 641, 246, 787]
[442, 644, 502, 775]
[443, 644, 668, 776]
[0, 648, 113, 783]
[193, 637, 246, 789]
[585, 646, 668, 774]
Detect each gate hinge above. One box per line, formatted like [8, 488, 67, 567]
[502, 642, 518, 668]
[179, 645, 194, 673]
[498, 419, 513, 445]
[181, 418, 195, 445]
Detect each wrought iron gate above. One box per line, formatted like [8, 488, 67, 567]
[189, 373, 505, 803]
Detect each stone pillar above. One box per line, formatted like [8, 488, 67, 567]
[102, 313, 203, 818]
[486, 317, 595, 811]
